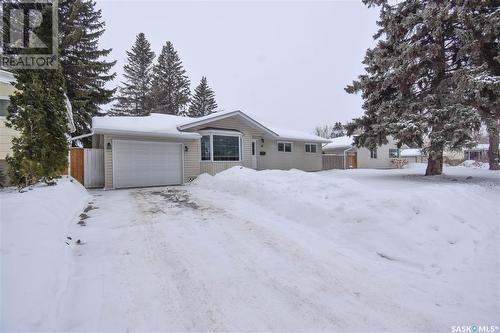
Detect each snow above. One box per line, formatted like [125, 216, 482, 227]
[322, 135, 355, 150]
[0, 177, 90, 332]
[460, 160, 489, 169]
[401, 148, 422, 157]
[92, 113, 201, 139]
[268, 127, 330, 143]
[92, 110, 328, 143]
[2, 165, 496, 332]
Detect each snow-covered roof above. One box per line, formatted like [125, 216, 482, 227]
[400, 148, 422, 157]
[92, 113, 202, 139]
[466, 143, 490, 151]
[0, 70, 14, 84]
[93, 110, 330, 143]
[269, 127, 330, 143]
[322, 136, 354, 150]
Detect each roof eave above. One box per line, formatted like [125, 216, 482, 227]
[178, 110, 279, 138]
[93, 128, 201, 140]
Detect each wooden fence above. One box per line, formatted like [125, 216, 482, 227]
[322, 153, 357, 170]
[69, 148, 104, 188]
[84, 148, 104, 188]
[322, 154, 344, 170]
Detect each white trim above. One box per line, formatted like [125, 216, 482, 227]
[0, 95, 9, 100]
[277, 141, 293, 153]
[304, 143, 317, 153]
[200, 131, 242, 163]
[0, 70, 15, 84]
[251, 139, 258, 169]
[198, 129, 243, 137]
[94, 128, 201, 140]
[178, 110, 279, 137]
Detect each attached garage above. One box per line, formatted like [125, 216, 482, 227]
[112, 140, 183, 189]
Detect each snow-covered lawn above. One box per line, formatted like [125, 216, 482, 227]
[1, 165, 498, 332]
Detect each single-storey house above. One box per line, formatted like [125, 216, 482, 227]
[400, 148, 427, 164]
[464, 143, 497, 162]
[89, 110, 329, 189]
[322, 135, 402, 169]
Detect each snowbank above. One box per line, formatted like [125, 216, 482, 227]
[0, 177, 90, 332]
[459, 159, 489, 169]
[191, 166, 499, 329]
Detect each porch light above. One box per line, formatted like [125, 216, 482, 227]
[106, 142, 112, 150]
[184, 145, 189, 152]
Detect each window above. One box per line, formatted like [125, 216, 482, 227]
[0, 98, 9, 117]
[389, 148, 400, 158]
[370, 148, 378, 159]
[305, 143, 317, 153]
[278, 141, 292, 152]
[213, 135, 240, 161]
[201, 135, 211, 160]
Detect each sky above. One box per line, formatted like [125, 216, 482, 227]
[95, 0, 380, 134]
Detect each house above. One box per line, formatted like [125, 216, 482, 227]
[400, 148, 427, 164]
[0, 70, 17, 173]
[89, 110, 330, 189]
[464, 144, 495, 162]
[0, 69, 76, 177]
[322, 135, 402, 169]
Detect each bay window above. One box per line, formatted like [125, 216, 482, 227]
[213, 135, 240, 161]
[199, 130, 242, 162]
[201, 135, 211, 160]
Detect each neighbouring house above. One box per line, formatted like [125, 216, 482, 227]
[400, 148, 427, 164]
[463, 144, 496, 162]
[0, 70, 17, 173]
[322, 135, 403, 169]
[0, 69, 76, 180]
[88, 110, 330, 189]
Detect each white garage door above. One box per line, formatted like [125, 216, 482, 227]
[113, 140, 183, 188]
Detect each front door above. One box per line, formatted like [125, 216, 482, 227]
[251, 139, 258, 169]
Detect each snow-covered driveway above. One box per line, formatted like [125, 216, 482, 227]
[53, 166, 499, 332]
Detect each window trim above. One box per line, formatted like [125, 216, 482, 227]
[305, 143, 317, 153]
[277, 141, 293, 153]
[198, 129, 243, 162]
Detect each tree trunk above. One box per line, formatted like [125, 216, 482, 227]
[486, 118, 500, 170]
[425, 146, 444, 175]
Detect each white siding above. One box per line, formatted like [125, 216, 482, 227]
[103, 135, 200, 189]
[258, 140, 322, 172]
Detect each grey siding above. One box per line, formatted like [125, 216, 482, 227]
[257, 140, 322, 172]
[183, 117, 264, 175]
[102, 135, 200, 189]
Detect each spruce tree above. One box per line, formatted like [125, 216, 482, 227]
[150, 41, 190, 115]
[331, 122, 345, 138]
[455, 0, 499, 170]
[59, 0, 116, 145]
[187, 77, 218, 117]
[112, 33, 155, 116]
[345, 0, 480, 175]
[6, 70, 69, 187]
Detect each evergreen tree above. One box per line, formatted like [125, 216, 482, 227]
[331, 122, 345, 138]
[455, 0, 499, 170]
[111, 33, 155, 116]
[59, 0, 116, 145]
[345, 0, 480, 175]
[187, 77, 218, 117]
[150, 41, 190, 115]
[6, 69, 69, 187]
